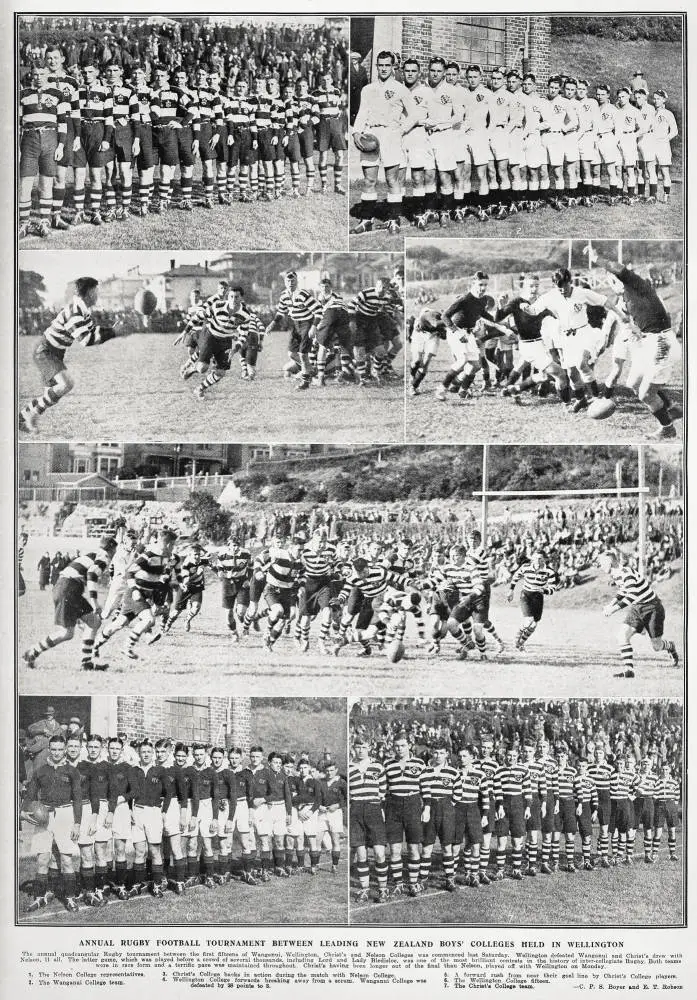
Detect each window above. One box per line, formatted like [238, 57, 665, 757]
[72, 459, 88, 473]
[453, 17, 506, 72]
[163, 698, 210, 743]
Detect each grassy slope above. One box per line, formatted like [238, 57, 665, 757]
[253, 703, 347, 767]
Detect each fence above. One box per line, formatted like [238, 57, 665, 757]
[18, 486, 154, 503]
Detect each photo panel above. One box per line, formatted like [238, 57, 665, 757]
[17, 695, 348, 925]
[406, 238, 683, 443]
[18, 251, 404, 443]
[18, 442, 682, 699]
[349, 15, 683, 250]
[348, 697, 684, 926]
[18, 15, 350, 251]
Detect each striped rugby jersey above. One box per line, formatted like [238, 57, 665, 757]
[588, 760, 614, 793]
[275, 288, 323, 325]
[297, 95, 320, 129]
[59, 547, 113, 602]
[554, 764, 577, 800]
[20, 85, 69, 134]
[284, 97, 301, 133]
[493, 764, 532, 804]
[269, 96, 286, 130]
[610, 769, 632, 800]
[43, 297, 102, 351]
[178, 554, 208, 591]
[216, 547, 252, 582]
[190, 298, 264, 343]
[511, 562, 556, 595]
[313, 85, 344, 120]
[126, 544, 171, 598]
[349, 759, 386, 802]
[384, 756, 430, 800]
[248, 93, 274, 131]
[48, 74, 81, 125]
[109, 84, 139, 128]
[257, 547, 300, 590]
[633, 771, 657, 797]
[526, 759, 548, 799]
[463, 547, 490, 590]
[79, 83, 114, 136]
[300, 541, 338, 578]
[133, 85, 153, 127]
[350, 287, 388, 317]
[454, 766, 490, 808]
[654, 777, 680, 803]
[574, 773, 598, 807]
[150, 87, 195, 128]
[426, 562, 475, 598]
[340, 563, 408, 600]
[422, 763, 459, 800]
[613, 568, 658, 608]
[226, 96, 253, 130]
[479, 755, 499, 786]
[193, 86, 224, 130]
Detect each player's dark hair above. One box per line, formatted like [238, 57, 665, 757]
[428, 57, 445, 70]
[174, 742, 189, 754]
[466, 64, 482, 74]
[155, 738, 172, 750]
[250, 745, 264, 754]
[446, 61, 460, 73]
[211, 746, 225, 756]
[108, 736, 124, 747]
[282, 753, 296, 765]
[548, 75, 562, 87]
[376, 50, 395, 65]
[523, 73, 536, 83]
[139, 738, 154, 748]
[402, 57, 420, 71]
[596, 82, 610, 93]
[473, 270, 489, 282]
[75, 276, 99, 298]
[507, 69, 520, 79]
[577, 78, 589, 87]
[228, 745, 242, 756]
[104, 61, 121, 72]
[228, 284, 245, 296]
[353, 556, 369, 573]
[635, 87, 647, 96]
[553, 267, 572, 286]
[87, 734, 104, 744]
[191, 742, 206, 752]
[267, 750, 283, 763]
[617, 86, 630, 96]
[49, 735, 66, 746]
[565, 77, 577, 86]
[154, 63, 169, 74]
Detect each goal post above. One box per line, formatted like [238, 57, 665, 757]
[476, 445, 649, 573]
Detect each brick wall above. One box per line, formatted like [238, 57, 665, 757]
[229, 698, 252, 752]
[400, 15, 550, 80]
[116, 697, 252, 749]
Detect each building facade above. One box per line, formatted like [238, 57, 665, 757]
[117, 697, 252, 749]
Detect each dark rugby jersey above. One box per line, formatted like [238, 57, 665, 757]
[266, 770, 293, 811]
[189, 764, 217, 805]
[611, 266, 672, 333]
[107, 759, 134, 811]
[127, 545, 170, 599]
[43, 297, 102, 351]
[69, 759, 92, 803]
[384, 756, 430, 801]
[296, 776, 322, 810]
[301, 542, 338, 578]
[444, 293, 493, 330]
[493, 764, 532, 804]
[23, 762, 82, 822]
[454, 765, 490, 809]
[89, 760, 110, 810]
[321, 775, 347, 810]
[496, 297, 553, 342]
[613, 568, 658, 609]
[59, 547, 113, 603]
[130, 764, 172, 810]
[211, 768, 237, 818]
[511, 563, 556, 595]
[216, 547, 252, 582]
[249, 765, 274, 801]
[422, 763, 458, 800]
[109, 84, 139, 129]
[169, 764, 197, 809]
[274, 288, 323, 325]
[574, 773, 598, 807]
[48, 73, 81, 126]
[232, 767, 255, 805]
[349, 760, 386, 802]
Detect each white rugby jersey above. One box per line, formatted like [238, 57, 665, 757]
[532, 286, 606, 331]
[353, 76, 417, 130]
[464, 84, 491, 130]
[421, 80, 464, 129]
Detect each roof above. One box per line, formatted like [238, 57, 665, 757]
[162, 265, 221, 278]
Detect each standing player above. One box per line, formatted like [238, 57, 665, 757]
[318, 760, 346, 875]
[652, 90, 678, 201]
[265, 270, 323, 390]
[522, 741, 546, 876]
[349, 737, 387, 903]
[435, 271, 494, 402]
[420, 742, 458, 891]
[19, 277, 116, 435]
[493, 745, 532, 880]
[227, 747, 258, 885]
[314, 71, 347, 195]
[129, 738, 172, 898]
[552, 746, 578, 873]
[45, 45, 79, 229]
[615, 87, 640, 202]
[103, 62, 139, 220]
[574, 756, 598, 871]
[574, 79, 600, 202]
[23, 534, 117, 671]
[384, 733, 430, 898]
[588, 744, 614, 867]
[595, 83, 622, 203]
[652, 762, 680, 862]
[420, 57, 463, 227]
[351, 50, 419, 234]
[633, 88, 658, 202]
[452, 745, 489, 887]
[400, 57, 435, 225]
[507, 552, 557, 651]
[604, 553, 679, 678]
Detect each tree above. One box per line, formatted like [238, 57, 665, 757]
[19, 270, 47, 309]
[182, 491, 232, 542]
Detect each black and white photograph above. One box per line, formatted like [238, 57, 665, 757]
[17, 442, 682, 698]
[348, 15, 683, 249]
[406, 238, 683, 443]
[348, 697, 683, 926]
[18, 251, 404, 442]
[17, 695, 348, 925]
[18, 15, 349, 250]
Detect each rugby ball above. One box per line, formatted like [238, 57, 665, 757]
[387, 639, 405, 663]
[448, 310, 468, 330]
[134, 288, 158, 317]
[352, 131, 379, 154]
[587, 397, 617, 420]
[29, 801, 50, 827]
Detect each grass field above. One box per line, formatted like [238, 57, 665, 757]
[405, 277, 683, 445]
[349, 833, 683, 925]
[349, 34, 684, 250]
[20, 159, 348, 251]
[17, 332, 404, 443]
[17, 854, 348, 926]
[18, 566, 683, 700]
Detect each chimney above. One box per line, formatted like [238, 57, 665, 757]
[170, 259, 176, 271]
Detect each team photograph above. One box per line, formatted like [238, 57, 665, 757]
[18, 15, 349, 250]
[17, 695, 347, 925]
[18, 250, 404, 443]
[348, 15, 683, 250]
[348, 697, 683, 926]
[406, 238, 683, 444]
[17, 442, 682, 699]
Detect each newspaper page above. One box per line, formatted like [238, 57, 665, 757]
[3, 3, 693, 999]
